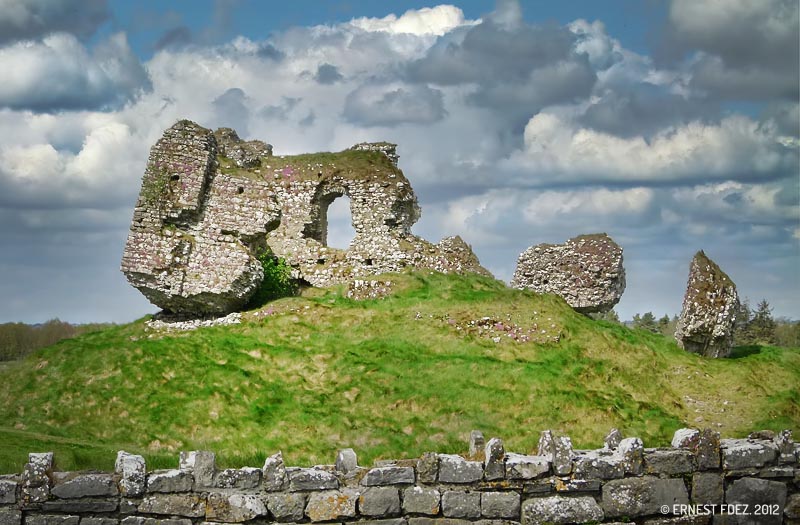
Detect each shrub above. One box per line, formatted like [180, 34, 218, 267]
[248, 250, 298, 307]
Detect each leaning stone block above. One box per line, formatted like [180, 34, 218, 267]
[721, 439, 778, 470]
[42, 499, 118, 513]
[0, 479, 17, 504]
[438, 455, 483, 484]
[403, 487, 440, 515]
[262, 451, 287, 491]
[214, 467, 261, 489]
[361, 466, 414, 486]
[146, 470, 193, 493]
[0, 508, 21, 525]
[116, 452, 146, 497]
[725, 477, 786, 525]
[358, 487, 400, 517]
[602, 476, 689, 518]
[480, 492, 520, 519]
[521, 495, 603, 525]
[417, 453, 438, 484]
[695, 429, 721, 470]
[52, 474, 118, 499]
[24, 453, 54, 486]
[441, 491, 480, 519]
[484, 438, 505, 481]
[691, 472, 723, 505]
[178, 451, 215, 488]
[572, 450, 624, 479]
[505, 454, 549, 480]
[536, 431, 553, 457]
[644, 449, 696, 476]
[25, 516, 80, 525]
[22, 486, 49, 507]
[287, 467, 339, 491]
[265, 492, 306, 522]
[304, 489, 357, 522]
[138, 493, 207, 517]
[206, 493, 268, 523]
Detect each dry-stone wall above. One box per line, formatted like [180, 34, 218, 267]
[121, 120, 490, 316]
[675, 251, 740, 358]
[511, 234, 625, 314]
[2, 429, 798, 525]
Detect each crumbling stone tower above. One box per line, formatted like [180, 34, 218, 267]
[121, 120, 490, 315]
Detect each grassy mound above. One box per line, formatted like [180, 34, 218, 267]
[0, 272, 797, 473]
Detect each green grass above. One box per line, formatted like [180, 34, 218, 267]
[0, 271, 797, 473]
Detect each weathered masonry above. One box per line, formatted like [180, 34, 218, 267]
[120, 120, 489, 316]
[2, 428, 798, 525]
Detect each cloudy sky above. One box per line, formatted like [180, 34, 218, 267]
[0, 0, 797, 323]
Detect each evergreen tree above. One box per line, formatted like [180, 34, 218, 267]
[632, 312, 658, 333]
[749, 299, 776, 344]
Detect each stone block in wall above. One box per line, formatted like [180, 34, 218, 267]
[641, 517, 710, 525]
[138, 493, 206, 517]
[786, 493, 800, 520]
[438, 456, 483, 484]
[417, 453, 438, 484]
[552, 478, 600, 493]
[402, 487, 440, 515]
[213, 467, 261, 489]
[441, 491, 480, 519]
[116, 452, 146, 497]
[474, 520, 521, 525]
[551, 437, 573, 476]
[0, 508, 21, 525]
[119, 499, 139, 514]
[521, 479, 552, 495]
[645, 449, 696, 476]
[25, 516, 80, 525]
[51, 474, 118, 499]
[265, 492, 306, 522]
[336, 449, 358, 474]
[0, 479, 17, 504]
[618, 437, 644, 475]
[146, 470, 193, 493]
[602, 476, 689, 518]
[725, 477, 786, 525]
[572, 450, 624, 479]
[469, 431, 485, 461]
[351, 519, 407, 525]
[287, 468, 339, 491]
[359, 487, 400, 516]
[696, 429, 721, 470]
[521, 495, 603, 525]
[759, 465, 794, 478]
[504, 454, 549, 480]
[480, 492, 520, 519]
[604, 428, 623, 450]
[408, 519, 472, 525]
[178, 451, 215, 488]
[262, 451, 287, 491]
[484, 438, 505, 481]
[721, 439, 778, 470]
[80, 518, 119, 525]
[205, 493, 268, 523]
[304, 489, 358, 522]
[362, 466, 415, 486]
[42, 498, 118, 513]
[122, 519, 191, 525]
[691, 472, 723, 505]
[672, 428, 700, 449]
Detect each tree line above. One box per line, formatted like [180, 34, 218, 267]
[0, 319, 113, 361]
[618, 298, 800, 348]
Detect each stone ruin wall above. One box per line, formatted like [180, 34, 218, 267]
[121, 121, 490, 316]
[2, 428, 798, 525]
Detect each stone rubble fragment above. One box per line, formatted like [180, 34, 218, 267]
[511, 233, 626, 313]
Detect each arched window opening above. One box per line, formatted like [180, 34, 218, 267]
[326, 195, 357, 250]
